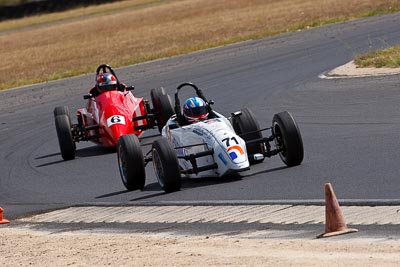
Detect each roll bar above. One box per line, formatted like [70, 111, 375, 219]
[174, 82, 212, 124]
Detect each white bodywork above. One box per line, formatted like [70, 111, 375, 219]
[162, 111, 250, 179]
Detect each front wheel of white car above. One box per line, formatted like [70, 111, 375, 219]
[152, 138, 181, 193]
[272, 111, 304, 167]
[117, 134, 146, 191]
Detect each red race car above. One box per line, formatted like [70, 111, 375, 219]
[54, 64, 174, 160]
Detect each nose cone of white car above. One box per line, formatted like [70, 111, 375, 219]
[221, 138, 250, 170]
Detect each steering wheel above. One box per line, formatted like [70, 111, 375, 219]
[174, 82, 211, 124]
[95, 64, 122, 91]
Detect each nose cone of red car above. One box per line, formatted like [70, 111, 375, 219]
[105, 113, 133, 145]
[97, 92, 135, 146]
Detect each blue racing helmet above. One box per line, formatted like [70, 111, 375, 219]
[183, 97, 209, 123]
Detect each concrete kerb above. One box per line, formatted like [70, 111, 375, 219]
[15, 200, 400, 227]
[319, 60, 400, 79]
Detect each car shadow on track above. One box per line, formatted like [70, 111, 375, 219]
[95, 190, 130, 199]
[75, 146, 116, 157]
[92, 176, 245, 202]
[34, 146, 116, 167]
[128, 175, 244, 201]
[240, 166, 288, 178]
[95, 166, 288, 201]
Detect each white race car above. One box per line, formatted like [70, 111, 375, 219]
[117, 82, 304, 193]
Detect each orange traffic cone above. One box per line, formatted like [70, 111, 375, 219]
[0, 207, 10, 224]
[317, 183, 357, 238]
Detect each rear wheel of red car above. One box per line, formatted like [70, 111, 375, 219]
[152, 138, 181, 193]
[150, 87, 166, 105]
[53, 106, 69, 117]
[117, 134, 146, 191]
[151, 88, 175, 132]
[272, 111, 304, 167]
[54, 106, 71, 124]
[231, 107, 264, 164]
[55, 114, 75, 160]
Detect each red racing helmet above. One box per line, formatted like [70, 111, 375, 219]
[96, 72, 117, 92]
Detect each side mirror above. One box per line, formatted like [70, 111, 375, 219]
[83, 94, 92, 100]
[230, 111, 242, 117]
[126, 86, 135, 91]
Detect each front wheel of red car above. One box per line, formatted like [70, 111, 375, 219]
[117, 134, 146, 191]
[55, 114, 75, 160]
[152, 138, 181, 193]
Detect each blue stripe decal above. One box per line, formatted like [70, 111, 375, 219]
[218, 153, 228, 165]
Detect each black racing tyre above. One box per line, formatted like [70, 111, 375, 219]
[117, 134, 146, 191]
[152, 138, 181, 193]
[151, 88, 175, 132]
[53, 106, 70, 117]
[55, 114, 75, 160]
[54, 106, 71, 124]
[231, 107, 264, 164]
[150, 87, 166, 124]
[150, 87, 166, 104]
[272, 111, 304, 167]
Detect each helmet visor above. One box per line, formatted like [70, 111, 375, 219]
[185, 105, 208, 117]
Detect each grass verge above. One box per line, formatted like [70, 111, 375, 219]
[355, 45, 400, 68]
[1, 0, 400, 90]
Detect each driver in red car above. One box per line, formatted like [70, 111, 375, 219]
[89, 72, 126, 97]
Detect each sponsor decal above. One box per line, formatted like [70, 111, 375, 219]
[192, 128, 213, 140]
[106, 115, 126, 127]
[171, 136, 181, 150]
[192, 129, 204, 136]
[227, 145, 244, 161]
[229, 151, 238, 160]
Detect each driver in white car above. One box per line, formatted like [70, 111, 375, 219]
[182, 97, 209, 124]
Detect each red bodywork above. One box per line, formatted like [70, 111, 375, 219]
[77, 90, 147, 147]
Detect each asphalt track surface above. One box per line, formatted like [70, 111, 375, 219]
[1, 13, 400, 220]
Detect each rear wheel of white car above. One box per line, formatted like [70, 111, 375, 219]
[55, 114, 75, 160]
[151, 88, 175, 132]
[117, 134, 146, 191]
[231, 107, 264, 164]
[272, 111, 304, 167]
[152, 138, 181, 193]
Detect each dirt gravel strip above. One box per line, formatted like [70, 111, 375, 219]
[1, 226, 400, 266]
